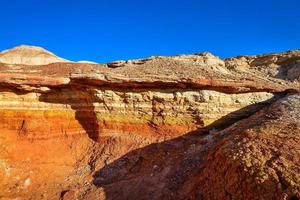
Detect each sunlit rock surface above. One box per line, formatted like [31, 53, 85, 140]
[0, 45, 70, 65]
[0, 46, 299, 199]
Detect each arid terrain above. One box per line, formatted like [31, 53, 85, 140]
[0, 45, 299, 200]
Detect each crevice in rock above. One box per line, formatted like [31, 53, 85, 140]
[18, 119, 27, 136]
[59, 190, 69, 200]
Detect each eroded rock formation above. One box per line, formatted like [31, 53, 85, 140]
[0, 45, 70, 65]
[0, 46, 299, 200]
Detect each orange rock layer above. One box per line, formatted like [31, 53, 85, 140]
[0, 47, 299, 199]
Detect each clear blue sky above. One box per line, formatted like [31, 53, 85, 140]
[1, 0, 300, 63]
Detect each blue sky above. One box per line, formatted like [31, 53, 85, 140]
[1, 0, 300, 63]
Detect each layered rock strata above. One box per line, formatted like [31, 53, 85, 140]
[0, 46, 299, 199]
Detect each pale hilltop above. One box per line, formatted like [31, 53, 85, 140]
[0, 45, 70, 65]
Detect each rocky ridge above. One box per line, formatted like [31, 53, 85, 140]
[0, 46, 299, 200]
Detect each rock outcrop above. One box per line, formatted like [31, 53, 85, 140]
[0, 46, 299, 200]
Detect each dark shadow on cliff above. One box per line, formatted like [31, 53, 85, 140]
[90, 94, 283, 200]
[273, 58, 300, 81]
[39, 88, 99, 141]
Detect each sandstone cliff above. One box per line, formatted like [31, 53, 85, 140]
[0, 46, 299, 200]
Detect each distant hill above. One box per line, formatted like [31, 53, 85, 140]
[0, 45, 70, 65]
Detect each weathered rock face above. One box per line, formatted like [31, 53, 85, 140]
[0, 46, 299, 200]
[196, 93, 300, 200]
[87, 93, 300, 200]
